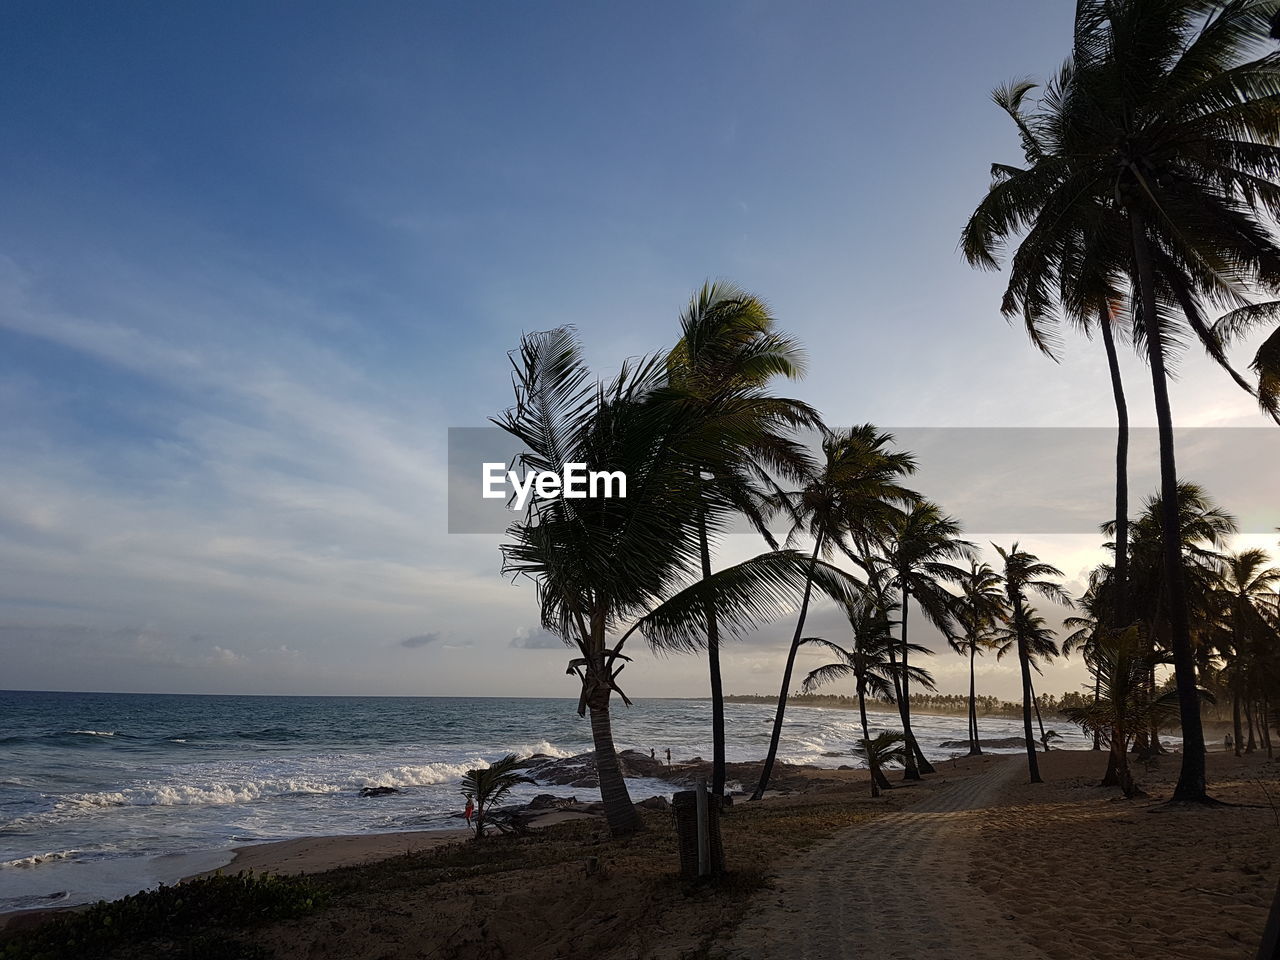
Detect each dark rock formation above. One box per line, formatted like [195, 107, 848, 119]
[518, 749, 693, 789]
[358, 786, 401, 798]
[937, 737, 1028, 750]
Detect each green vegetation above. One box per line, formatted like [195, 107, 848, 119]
[460, 753, 534, 839]
[0, 872, 323, 960]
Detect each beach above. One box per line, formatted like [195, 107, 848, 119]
[5, 748, 1275, 958]
[0, 691, 1088, 914]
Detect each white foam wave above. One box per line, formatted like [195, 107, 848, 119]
[2, 850, 81, 868]
[66, 730, 115, 737]
[511, 740, 575, 759]
[363, 760, 483, 788]
[60, 778, 346, 809]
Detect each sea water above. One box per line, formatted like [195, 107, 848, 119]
[0, 690, 1090, 910]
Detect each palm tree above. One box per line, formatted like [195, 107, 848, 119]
[498, 328, 855, 836]
[664, 281, 817, 798]
[1063, 627, 1171, 798]
[460, 754, 534, 839]
[993, 607, 1062, 754]
[1116, 482, 1237, 753]
[871, 502, 973, 779]
[853, 733, 910, 797]
[1216, 549, 1280, 756]
[750, 425, 918, 800]
[947, 561, 1007, 755]
[1064, 575, 1111, 752]
[992, 544, 1072, 783]
[975, 82, 1138, 634]
[964, 0, 1280, 803]
[799, 596, 935, 795]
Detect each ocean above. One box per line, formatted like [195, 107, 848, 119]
[0, 690, 1090, 911]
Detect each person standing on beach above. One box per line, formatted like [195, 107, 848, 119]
[665, 748, 671, 767]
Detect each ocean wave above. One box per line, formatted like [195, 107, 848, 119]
[2, 850, 82, 869]
[66, 730, 116, 737]
[59, 778, 346, 809]
[50, 758, 491, 810]
[511, 740, 576, 759]
[363, 760, 485, 788]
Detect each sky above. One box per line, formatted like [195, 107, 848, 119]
[1, 1, 1277, 703]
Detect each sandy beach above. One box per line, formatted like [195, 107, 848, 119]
[3, 749, 1277, 958]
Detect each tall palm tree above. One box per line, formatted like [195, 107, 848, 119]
[964, 0, 1280, 803]
[664, 281, 817, 798]
[992, 544, 1072, 783]
[497, 329, 857, 835]
[750, 425, 918, 800]
[947, 560, 1008, 755]
[799, 596, 934, 795]
[871, 503, 973, 778]
[977, 82, 1138, 633]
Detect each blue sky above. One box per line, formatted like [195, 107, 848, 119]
[1, 1, 1276, 699]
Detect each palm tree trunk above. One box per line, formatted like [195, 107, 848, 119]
[1100, 311, 1131, 627]
[1030, 677, 1049, 752]
[887, 642, 921, 781]
[968, 643, 982, 756]
[858, 682, 889, 796]
[1092, 670, 1103, 751]
[1129, 207, 1209, 802]
[751, 534, 824, 801]
[1233, 688, 1244, 757]
[898, 585, 935, 775]
[1247, 699, 1258, 753]
[1109, 709, 1138, 798]
[588, 695, 642, 836]
[696, 505, 727, 798]
[1015, 602, 1042, 783]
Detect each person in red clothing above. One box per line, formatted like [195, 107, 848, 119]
[463, 794, 475, 826]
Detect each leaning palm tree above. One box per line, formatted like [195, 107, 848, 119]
[799, 595, 934, 795]
[964, 0, 1280, 803]
[992, 544, 1072, 783]
[460, 754, 534, 839]
[664, 281, 817, 799]
[750, 425, 918, 800]
[869, 503, 973, 779]
[947, 560, 1008, 755]
[498, 329, 858, 836]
